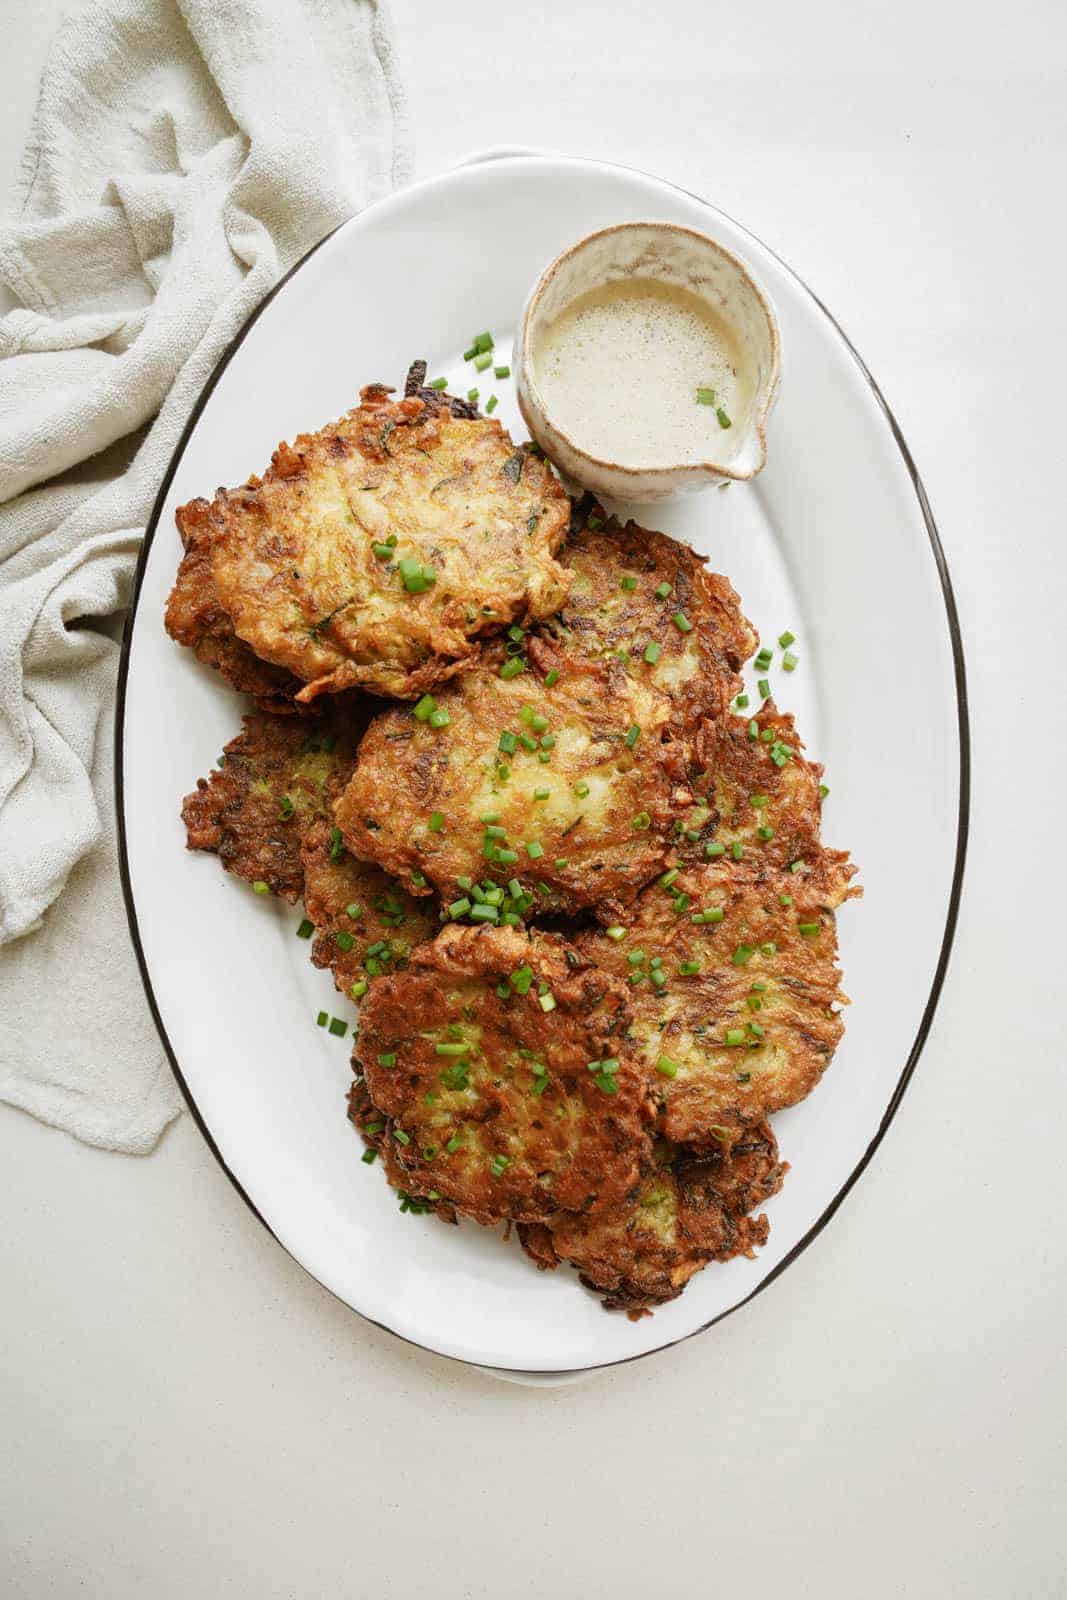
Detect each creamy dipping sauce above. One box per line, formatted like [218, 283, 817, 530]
[533, 278, 748, 469]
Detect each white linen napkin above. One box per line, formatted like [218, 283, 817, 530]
[0, 0, 410, 1154]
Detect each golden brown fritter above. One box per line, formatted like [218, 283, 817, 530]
[165, 496, 305, 712]
[576, 852, 858, 1149]
[354, 924, 655, 1226]
[301, 818, 438, 998]
[675, 703, 840, 873]
[181, 711, 362, 901]
[181, 385, 571, 702]
[520, 1123, 787, 1314]
[545, 501, 756, 733]
[335, 643, 691, 921]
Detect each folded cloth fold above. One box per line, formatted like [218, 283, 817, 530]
[0, 0, 410, 1154]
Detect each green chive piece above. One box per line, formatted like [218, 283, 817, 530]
[724, 1028, 746, 1046]
[473, 331, 494, 353]
[754, 647, 773, 670]
[469, 903, 499, 922]
[748, 720, 759, 741]
[544, 669, 560, 687]
[526, 841, 544, 859]
[296, 918, 314, 940]
[605, 926, 627, 941]
[429, 376, 448, 391]
[731, 841, 744, 860]
[533, 787, 550, 801]
[328, 1017, 347, 1038]
[474, 352, 492, 372]
[317, 1011, 328, 1028]
[489, 1155, 510, 1176]
[704, 841, 726, 859]
[656, 1055, 680, 1077]
[371, 541, 394, 560]
[493, 365, 510, 379]
[413, 693, 436, 722]
[361, 1148, 377, 1164]
[673, 612, 693, 634]
[574, 781, 590, 798]
[679, 960, 701, 975]
[716, 407, 732, 429]
[734, 693, 750, 709]
[620, 575, 638, 592]
[252, 880, 269, 895]
[659, 868, 680, 888]
[782, 651, 798, 672]
[654, 581, 672, 599]
[798, 921, 820, 936]
[485, 395, 498, 414]
[819, 783, 830, 799]
[499, 656, 523, 679]
[429, 811, 444, 832]
[448, 897, 472, 919]
[350, 979, 368, 1000]
[632, 811, 651, 831]
[435, 1042, 469, 1057]
[279, 794, 295, 821]
[428, 707, 451, 729]
[696, 387, 716, 406]
[467, 387, 479, 402]
[644, 641, 662, 665]
[732, 945, 754, 965]
[778, 630, 796, 648]
[758, 826, 775, 841]
[393, 1129, 410, 1145]
[335, 931, 354, 952]
[377, 1052, 396, 1067]
[758, 678, 771, 700]
[625, 724, 641, 748]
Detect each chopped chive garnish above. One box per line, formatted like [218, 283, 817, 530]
[495, 848, 518, 864]
[625, 724, 641, 748]
[759, 941, 777, 955]
[778, 630, 796, 648]
[544, 669, 559, 687]
[361, 1148, 377, 1164]
[673, 612, 693, 634]
[252, 880, 269, 895]
[605, 926, 627, 941]
[377, 1052, 396, 1067]
[429, 811, 444, 832]
[485, 395, 498, 414]
[657, 1055, 680, 1077]
[411, 871, 428, 888]
[446, 1135, 462, 1152]
[510, 965, 534, 995]
[574, 781, 590, 798]
[469, 903, 499, 922]
[533, 787, 550, 801]
[554, 857, 569, 871]
[467, 387, 479, 401]
[279, 794, 294, 820]
[679, 960, 701, 975]
[696, 387, 716, 406]
[371, 541, 394, 560]
[620, 575, 638, 592]
[474, 352, 492, 372]
[644, 641, 662, 664]
[484, 822, 507, 838]
[434, 1042, 469, 1057]
[317, 1011, 328, 1028]
[704, 841, 726, 859]
[526, 841, 544, 859]
[659, 868, 680, 888]
[758, 678, 770, 700]
[429, 376, 448, 390]
[754, 647, 773, 670]
[654, 581, 672, 599]
[782, 651, 798, 671]
[632, 811, 651, 830]
[748, 720, 759, 741]
[335, 931, 354, 952]
[346, 903, 364, 920]
[473, 331, 494, 353]
[350, 979, 368, 1000]
[587, 514, 605, 531]
[493, 365, 510, 379]
[413, 693, 437, 722]
[499, 656, 523, 679]
[732, 945, 754, 965]
[724, 1028, 746, 1046]
[393, 1129, 410, 1145]
[758, 826, 775, 841]
[731, 841, 744, 860]
[693, 906, 724, 924]
[716, 407, 732, 429]
[627, 949, 645, 965]
[397, 557, 437, 594]
[428, 707, 451, 729]
[489, 1154, 510, 1176]
[734, 693, 750, 709]
[296, 918, 314, 940]
[798, 921, 820, 936]
[328, 1017, 347, 1038]
[819, 783, 830, 799]
[540, 733, 555, 750]
[448, 897, 471, 919]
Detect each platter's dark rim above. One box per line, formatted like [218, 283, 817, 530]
[114, 153, 970, 1379]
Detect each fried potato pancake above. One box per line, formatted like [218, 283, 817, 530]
[181, 385, 571, 702]
[181, 711, 362, 901]
[301, 818, 438, 998]
[335, 641, 689, 919]
[676, 702, 842, 873]
[576, 851, 858, 1148]
[165, 495, 305, 712]
[546, 501, 756, 733]
[354, 924, 655, 1226]
[520, 1123, 786, 1313]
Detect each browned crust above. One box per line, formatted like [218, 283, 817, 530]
[519, 1123, 787, 1314]
[180, 710, 362, 902]
[354, 924, 655, 1226]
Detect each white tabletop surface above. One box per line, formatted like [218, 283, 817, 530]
[3, 1, 1065, 1595]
